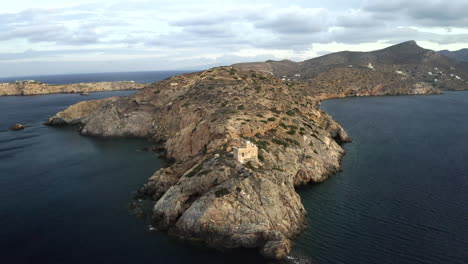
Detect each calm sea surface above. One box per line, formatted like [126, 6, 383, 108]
[296, 92, 468, 264]
[1, 73, 467, 264]
[0, 72, 265, 264]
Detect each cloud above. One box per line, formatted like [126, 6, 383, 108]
[362, 0, 468, 27]
[1, 0, 468, 76]
[254, 6, 330, 34]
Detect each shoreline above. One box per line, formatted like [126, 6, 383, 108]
[0, 81, 147, 96]
[43, 67, 446, 260]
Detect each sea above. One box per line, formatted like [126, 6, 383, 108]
[0, 70, 192, 84]
[0, 71, 467, 263]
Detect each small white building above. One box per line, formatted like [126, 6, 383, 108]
[233, 140, 258, 164]
[395, 70, 405, 75]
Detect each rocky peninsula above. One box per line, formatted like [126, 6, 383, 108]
[0, 80, 146, 96]
[47, 61, 439, 259]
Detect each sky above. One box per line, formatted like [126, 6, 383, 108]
[1, 0, 468, 77]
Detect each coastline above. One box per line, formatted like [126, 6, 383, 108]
[44, 66, 445, 260]
[0, 81, 147, 96]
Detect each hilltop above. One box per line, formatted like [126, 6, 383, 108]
[233, 41, 468, 91]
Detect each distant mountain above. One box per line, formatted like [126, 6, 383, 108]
[439, 49, 468, 62]
[233, 41, 468, 91]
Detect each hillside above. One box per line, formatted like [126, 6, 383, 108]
[439, 49, 468, 62]
[0, 81, 146, 96]
[234, 41, 468, 91]
[232, 59, 301, 77]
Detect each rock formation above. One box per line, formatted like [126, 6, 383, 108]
[9, 123, 25, 131]
[47, 64, 440, 259]
[0, 81, 146, 96]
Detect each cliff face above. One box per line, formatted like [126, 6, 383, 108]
[46, 66, 439, 259]
[0, 81, 146, 96]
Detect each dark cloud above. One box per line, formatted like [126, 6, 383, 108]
[363, 0, 468, 27]
[253, 7, 330, 34]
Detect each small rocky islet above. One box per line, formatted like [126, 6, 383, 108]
[46, 41, 468, 259]
[9, 123, 25, 131]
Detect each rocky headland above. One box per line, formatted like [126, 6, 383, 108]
[0, 80, 146, 96]
[46, 41, 459, 259]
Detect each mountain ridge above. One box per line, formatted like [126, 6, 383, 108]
[439, 48, 468, 62]
[233, 41, 468, 91]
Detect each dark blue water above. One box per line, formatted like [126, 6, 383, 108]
[2, 89, 468, 264]
[0, 91, 265, 264]
[296, 92, 468, 263]
[0, 71, 193, 84]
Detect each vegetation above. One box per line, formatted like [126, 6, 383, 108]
[198, 169, 213, 176]
[254, 140, 270, 150]
[229, 68, 237, 75]
[285, 138, 300, 146]
[186, 163, 204, 177]
[215, 188, 230, 198]
[272, 138, 289, 148]
[258, 153, 265, 162]
[270, 107, 281, 114]
[272, 167, 284, 172]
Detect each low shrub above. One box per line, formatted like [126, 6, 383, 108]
[186, 163, 203, 177]
[215, 188, 230, 198]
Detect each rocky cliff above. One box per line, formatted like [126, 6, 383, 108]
[47, 66, 439, 259]
[0, 81, 146, 96]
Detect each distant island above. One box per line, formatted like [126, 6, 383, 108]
[46, 41, 468, 260]
[0, 80, 146, 96]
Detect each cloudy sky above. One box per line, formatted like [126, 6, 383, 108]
[1, 0, 468, 77]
